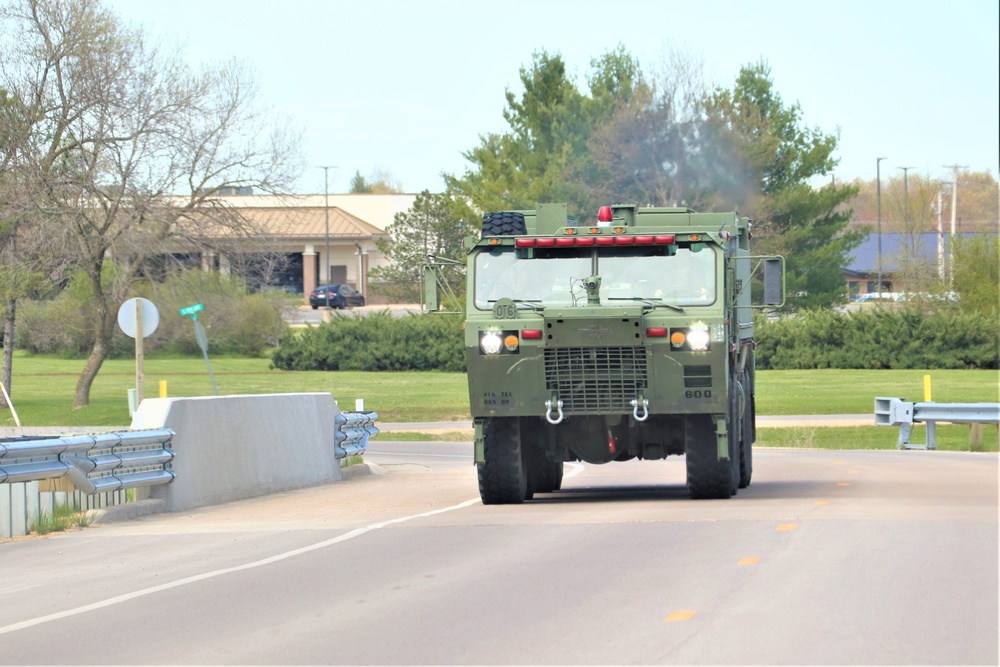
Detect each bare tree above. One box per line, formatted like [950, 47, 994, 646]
[0, 0, 302, 408]
[585, 49, 754, 212]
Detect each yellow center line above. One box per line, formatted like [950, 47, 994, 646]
[837, 482, 852, 487]
[777, 523, 798, 531]
[665, 610, 697, 622]
[738, 557, 760, 565]
[814, 500, 830, 505]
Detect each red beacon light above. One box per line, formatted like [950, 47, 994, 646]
[597, 206, 614, 223]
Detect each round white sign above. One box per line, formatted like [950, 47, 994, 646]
[117, 298, 160, 339]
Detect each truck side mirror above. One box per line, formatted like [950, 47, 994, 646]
[422, 264, 440, 312]
[763, 258, 784, 306]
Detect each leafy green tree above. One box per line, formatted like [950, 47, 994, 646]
[369, 191, 474, 303]
[951, 233, 999, 316]
[446, 47, 645, 222]
[706, 61, 862, 309]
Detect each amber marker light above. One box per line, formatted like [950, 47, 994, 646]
[671, 331, 686, 346]
[504, 335, 519, 351]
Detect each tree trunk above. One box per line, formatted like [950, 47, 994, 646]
[1, 297, 15, 409]
[73, 283, 116, 410]
[73, 336, 109, 410]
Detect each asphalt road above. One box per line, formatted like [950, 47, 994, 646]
[0, 442, 996, 665]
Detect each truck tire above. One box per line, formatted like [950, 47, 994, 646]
[478, 417, 527, 504]
[481, 211, 527, 237]
[730, 376, 750, 490]
[685, 415, 735, 500]
[529, 454, 563, 494]
[739, 392, 754, 489]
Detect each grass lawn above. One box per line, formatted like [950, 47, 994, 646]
[1, 352, 996, 451]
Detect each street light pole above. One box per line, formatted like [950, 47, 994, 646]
[897, 166, 914, 230]
[876, 157, 887, 294]
[320, 165, 336, 308]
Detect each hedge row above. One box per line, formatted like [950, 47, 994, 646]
[271, 308, 998, 372]
[753, 309, 998, 370]
[271, 311, 465, 372]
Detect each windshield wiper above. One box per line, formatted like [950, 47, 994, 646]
[608, 297, 685, 313]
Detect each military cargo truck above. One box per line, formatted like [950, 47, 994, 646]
[425, 203, 784, 504]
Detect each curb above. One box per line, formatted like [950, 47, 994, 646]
[89, 498, 166, 524]
[341, 462, 385, 480]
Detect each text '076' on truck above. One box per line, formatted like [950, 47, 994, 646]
[423, 203, 785, 504]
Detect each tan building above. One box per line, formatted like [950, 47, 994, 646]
[214, 193, 417, 304]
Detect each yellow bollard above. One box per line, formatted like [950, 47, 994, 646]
[159, 380, 167, 398]
[923, 374, 932, 402]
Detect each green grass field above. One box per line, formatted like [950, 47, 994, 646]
[1, 353, 996, 451]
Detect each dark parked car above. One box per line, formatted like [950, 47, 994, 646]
[309, 284, 365, 309]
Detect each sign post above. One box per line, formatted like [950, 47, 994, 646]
[117, 298, 159, 406]
[179, 303, 219, 396]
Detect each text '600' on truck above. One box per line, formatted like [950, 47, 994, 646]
[424, 203, 784, 504]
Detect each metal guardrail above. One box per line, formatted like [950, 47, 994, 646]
[874, 397, 1000, 450]
[0, 429, 175, 494]
[334, 411, 380, 459]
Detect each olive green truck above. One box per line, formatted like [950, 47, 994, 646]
[425, 203, 784, 504]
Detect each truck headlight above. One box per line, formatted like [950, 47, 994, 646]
[480, 332, 503, 355]
[687, 321, 710, 351]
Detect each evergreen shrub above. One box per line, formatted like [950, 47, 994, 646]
[755, 308, 998, 370]
[271, 312, 465, 372]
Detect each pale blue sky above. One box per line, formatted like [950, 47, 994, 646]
[107, 0, 999, 196]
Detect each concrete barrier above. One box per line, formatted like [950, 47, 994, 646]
[130, 393, 342, 512]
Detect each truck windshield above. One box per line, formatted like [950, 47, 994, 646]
[474, 243, 717, 309]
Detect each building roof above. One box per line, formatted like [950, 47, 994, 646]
[214, 193, 418, 232]
[233, 206, 388, 241]
[844, 232, 989, 275]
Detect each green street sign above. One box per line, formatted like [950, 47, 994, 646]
[179, 303, 204, 319]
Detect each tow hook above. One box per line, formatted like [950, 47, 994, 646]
[545, 398, 564, 425]
[631, 395, 649, 422]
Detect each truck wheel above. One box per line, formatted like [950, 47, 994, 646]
[730, 377, 748, 491]
[739, 393, 754, 489]
[529, 453, 563, 494]
[478, 418, 527, 504]
[481, 211, 527, 237]
[685, 415, 735, 500]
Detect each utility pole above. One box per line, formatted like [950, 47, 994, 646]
[943, 164, 967, 285]
[876, 157, 888, 294]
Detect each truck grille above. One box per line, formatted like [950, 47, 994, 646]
[544, 347, 648, 414]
